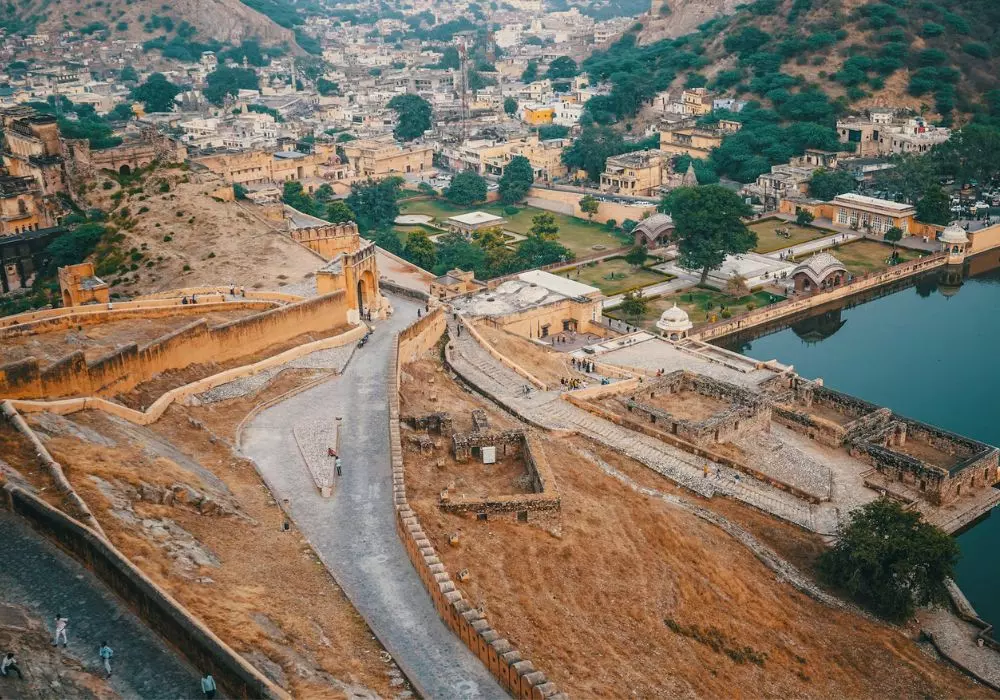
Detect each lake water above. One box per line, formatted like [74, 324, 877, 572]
[724, 255, 1000, 627]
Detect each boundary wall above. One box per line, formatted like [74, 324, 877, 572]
[0, 483, 288, 700]
[461, 318, 548, 391]
[0, 292, 350, 400]
[389, 313, 565, 699]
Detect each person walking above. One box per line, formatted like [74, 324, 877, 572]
[52, 614, 68, 647]
[98, 642, 113, 678]
[1, 652, 23, 679]
[201, 673, 218, 699]
[335, 456, 343, 477]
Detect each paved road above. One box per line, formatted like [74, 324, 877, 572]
[0, 511, 202, 699]
[241, 296, 505, 700]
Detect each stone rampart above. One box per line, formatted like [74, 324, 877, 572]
[388, 327, 564, 699]
[399, 307, 446, 364]
[0, 483, 288, 700]
[462, 318, 548, 391]
[0, 293, 350, 400]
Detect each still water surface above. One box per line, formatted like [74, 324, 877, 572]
[725, 259, 1000, 627]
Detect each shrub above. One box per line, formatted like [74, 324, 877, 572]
[963, 42, 991, 59]
[162, 234, 172, 241]
[504, 206, 520, 216]
[102, 180, 114, 190]
[182, 264, 191, 271]
[921, 22, 944, 37]
[158, 180, 170, 192]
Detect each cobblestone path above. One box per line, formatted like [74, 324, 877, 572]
[241, 299, 505, 700]
[0, 511, 202, 699]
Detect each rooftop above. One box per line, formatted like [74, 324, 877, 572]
[833, 192, 915, 213]
[447, 211, 505, 226]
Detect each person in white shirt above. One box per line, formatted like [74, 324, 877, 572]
[98, 642, 113, 678]
[201, 673, 217, 699]
[52, 614, 68, 647]
[1, 652, 23, 679]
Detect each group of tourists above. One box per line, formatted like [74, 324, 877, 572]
[571, 357, 596, 373]
[0, 613, 219, 698]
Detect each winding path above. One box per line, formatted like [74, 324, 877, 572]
[0, 511, 201, 699]
[240, 295, 505, 700]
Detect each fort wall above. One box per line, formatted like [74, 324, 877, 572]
[0, 293, 349, 400]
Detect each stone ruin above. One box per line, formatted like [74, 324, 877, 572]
[762, 374, 999, 506]
[619, 370, 771, 448]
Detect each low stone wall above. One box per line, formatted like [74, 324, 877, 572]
[379, 278, 431, 302]
[399, 307, 446, 364]
[461, 318, 548, 391]
[0, 292, 350, 400]
[692, 253, 947, 342]
[134, 288, 304, 303]
[388, 327, 564, 699]
[0, 484, 288, 700]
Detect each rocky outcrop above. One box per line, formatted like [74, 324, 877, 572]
[640, 0, 746, 43]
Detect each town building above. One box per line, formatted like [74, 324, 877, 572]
[837, 112, 951, 157]
[659, 124, 733, 159]
[446, 211, 507, 236]
[599, 150, 670, 197]
[680, 88, 714, 116]
[791, 252, 848, 293]
[341, 138, 434, 178]
[430, 268, 488, 300]
[632, 213, 675, 249]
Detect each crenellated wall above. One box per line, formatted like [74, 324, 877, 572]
[0, 293, 350, 400]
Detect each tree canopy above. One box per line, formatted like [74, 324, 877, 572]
[446, 171, 488, 206]
[503, 96, 518, 116]
[915, 186, 951, 225]
[580, 194, 600, 220]
[809, 168, 856, 201]
[387, 94, 432, 141]
[204, 66, 260, 105]
[818, 499, 959, 621]
[666, 185, 756, 284]
[345, 177, 404, 234]
[404, 230, 437, 270]
[546, 56, 578, 80]
[499, 155, 535, 204]
[131, 73, 181, 113]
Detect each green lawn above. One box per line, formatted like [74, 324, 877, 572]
[398, 198, 626, 257]
[556, 257, 672, 295]
[606, 287, 784, 330]
[749, 217, 836, 254]
[819, 240, 922, 276]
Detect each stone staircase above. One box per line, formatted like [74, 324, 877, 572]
[447, 319, 530, 399]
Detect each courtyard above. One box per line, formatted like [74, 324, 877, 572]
[556, 257, 673, 295]
[397, 198, 626, 257]
[749, 217, 836, 254]
[605, 287, 784, 330]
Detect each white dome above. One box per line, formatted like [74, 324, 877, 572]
[940, 224, 969, 244]
[655, 304, 693, 333]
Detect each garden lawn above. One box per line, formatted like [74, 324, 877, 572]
[605, 288, 784, 330]
[819, 240, 922, 277]
[557, 258, 671, 295]
[749, 218, 835, 254]
[398, 198, 625, 257]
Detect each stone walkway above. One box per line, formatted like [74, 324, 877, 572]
[920, 607, 1000, 691]
[0, 511, 202, 699]
[241, 299, 505, 700]
[445, 317, 843, 535]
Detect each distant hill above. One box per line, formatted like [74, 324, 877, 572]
[638, 0, 1000, 122]
[9, 0, 296, 52]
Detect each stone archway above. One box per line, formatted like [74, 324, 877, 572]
[357, 269, 376, 311]
[119, 164, 131, 176]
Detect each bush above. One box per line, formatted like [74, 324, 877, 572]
[162, 235, 172, 241]
[963, 42, 991, 59]
[102, 181, 114, 190]
[921, 22, 945, 37]
[504, 206, 520, 216]
[182, 264, 191, 271]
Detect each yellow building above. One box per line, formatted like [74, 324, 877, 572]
[58, 262, 109, 307]
[0, 175, 55, 235]
[192, 145, 337, 186]
[600, 149, 669, 196]
[522, 104, 555, 126]
[659, 126, 727, 158]
[483, 136, 569, 182]
[1, 110, 67, 195]
[681, 88, 714, 116]
[430, 268, 488, 300]
[780, 193, 922, 236]
[342, 138, 434, 178]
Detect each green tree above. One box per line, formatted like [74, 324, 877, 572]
[388, 94, 432, 141]
[624, 245, 647, 267]
[317, 78, 339, 96]
[546, 56, 578, 80]
[819, 499, 959, 621]
[560, 125, 626, 182]
[619, 289, 648, 322]
[374, 228, 404, 255]
[515, 231, 571, 269]
[875, 154, 942, 204]
[529, 212, 559, 239]
[282, 181, 322, 217]
[438, 46, 460, 69]
[668, 185, 756, 284]
[346, 177, 404, 233]
[503, 96, 518, 116]
[538, 124, 570, 140]
[131, 73, 181, 113]
[120, 66, 139, 83]
[326, 200, 356, 223]
[445, 171, 488, 206]
[403, 230, 437, 270]
[916, 186, 951, 226]
[580, 194, 600, 220]
[44, 223, 107, 275]
[621, 218, 638, 233]
[884, 226, 903, 249]
[796, 209, 814, 226]
[521, 60, 538, 83]
[473, 227, 515, 276]
[204, 66, 260, 105]
[809, 168, 856, 201]
[108, 103, 136, 121]
[499, 155, 535, 204]
[435, 231, 486, 277]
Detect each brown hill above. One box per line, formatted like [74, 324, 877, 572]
[23, 0, 294, 47]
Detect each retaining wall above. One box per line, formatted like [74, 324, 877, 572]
[0, 292, 350, 400]
[388, 322, 564, 699]
[461, 318, 548, 391]
[0, 484, 288, 700]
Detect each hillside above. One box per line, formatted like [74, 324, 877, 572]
[637, 0, 1000, 122]
[10, 0, 295, 50]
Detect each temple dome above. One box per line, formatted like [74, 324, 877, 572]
[940, 224, 969, 244]
[656, 304, 692, 333]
